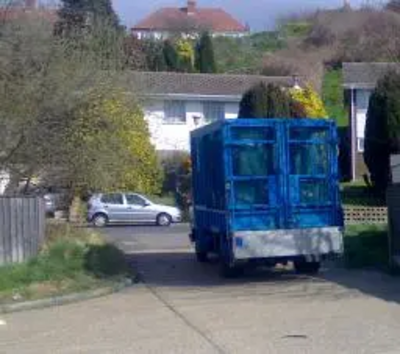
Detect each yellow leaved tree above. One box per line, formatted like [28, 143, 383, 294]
[176, 38, 195, 72]
[290, 85, 328, 119]
[65, 88, 161, 200]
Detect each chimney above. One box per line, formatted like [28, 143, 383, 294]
[25, 0, 37, 9]
[186, 0, 196, 15]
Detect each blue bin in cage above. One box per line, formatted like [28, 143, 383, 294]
[189, 118, 344, 276]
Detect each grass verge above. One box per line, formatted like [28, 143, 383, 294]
[344, 224, 388, 269]
[0, 222, 130, 304]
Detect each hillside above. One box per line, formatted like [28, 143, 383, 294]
[212, 5, 400, 125]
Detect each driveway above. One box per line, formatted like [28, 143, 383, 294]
[3, 225, 400, 353]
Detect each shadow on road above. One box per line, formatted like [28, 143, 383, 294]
[126, 250, 400, 304]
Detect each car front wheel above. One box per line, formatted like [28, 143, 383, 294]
[92, 214, 108, 228]
[156, 213, 172, 227]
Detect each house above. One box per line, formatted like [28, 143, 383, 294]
[130, 71, 300, 153]
[0, 0, 57, 23]
[132, 0, 249, 40]
[343, 62, 400, 180]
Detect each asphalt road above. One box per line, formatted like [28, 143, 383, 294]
[101, 223, 192, 253]
[4, 225, 400, 353]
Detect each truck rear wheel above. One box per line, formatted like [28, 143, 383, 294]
[196, 250, 208, 263]
[219, 261, 243, 278]
[294, 261, 320, 275]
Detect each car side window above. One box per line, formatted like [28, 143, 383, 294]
[126, 194, 146, 206]
[101, 193, 124, 205]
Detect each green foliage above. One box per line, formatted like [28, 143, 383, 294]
[0, 239, 86, 291]
[195, 32, 217, 73]
[280, 21, 312, 38]
[250, 31, 285, 52]
[238, 83, 291, 118]
[176, 38, 194, 72]
[163, 40, 180, 72]
[344, 225, 388, 268]
[365, 71, 400, 193]
[85, 244, 128, 277]
[142, 39, 167, 71]
[56, 0, 122, 36]
[64, 89, 161, 195]
[322, 69, 348, 126]
[212, 32, 285, 74]
[290, 85, 328, 118]
[0, 228, 128, 300]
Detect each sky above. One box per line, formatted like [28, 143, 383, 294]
[112, 0, 373, 31]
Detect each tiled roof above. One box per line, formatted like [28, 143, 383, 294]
[0, 6, 57, 23]
[132, 3, 247, 33]
[129, 71, 297, 97]
[343, 62, 400, 88]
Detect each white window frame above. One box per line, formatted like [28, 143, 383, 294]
[164, 100, 186, 124]
[356, 89, 372, 111]
[202, 101, 225, 123]
[357, 137, 365, 152]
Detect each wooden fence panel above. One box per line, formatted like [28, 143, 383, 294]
[0, 197, 45, 266]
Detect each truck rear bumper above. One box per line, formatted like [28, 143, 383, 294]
[233, 227, 343, 260]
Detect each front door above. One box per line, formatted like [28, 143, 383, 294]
[125, 194, 154, 223]
[285, 121, 339, 229]
[100, 193, 128, 222]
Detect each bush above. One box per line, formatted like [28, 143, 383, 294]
[0, 239, 87, 291]
[85, 244, 128, 277]
[0, 225, 127, 301]
[290, 84, 328, 118]
[238, 82, 291, 118]
[364, 70, 400, 194]
[344, 225, 388, 268]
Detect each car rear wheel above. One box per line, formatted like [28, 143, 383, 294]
[156, 213, 172, 227]
[93, 214, 108, 228]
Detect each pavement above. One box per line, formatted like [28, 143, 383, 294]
[3, 225, 400, 353]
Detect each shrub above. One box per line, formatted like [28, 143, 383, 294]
[84, 244, 128, 277]
[0, 239, 87, 291]
[290, 84, 328, 118]
[238, 82, 291, 118]
[364, 70, 400, 194]
[195, 32, 217, 73]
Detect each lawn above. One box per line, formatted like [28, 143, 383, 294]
[344, 224, 388, 269]
[0, 223, 131, 304]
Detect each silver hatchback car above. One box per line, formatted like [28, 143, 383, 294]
[87, 193, 181, 227]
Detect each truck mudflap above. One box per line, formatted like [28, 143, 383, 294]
[232, 227, 343, 260]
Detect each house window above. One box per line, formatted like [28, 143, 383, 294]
[356, 89, 372, 110]
[203, 101, 225, 123]
[164, 100, 186, 124]
[357, 137, 365, 152]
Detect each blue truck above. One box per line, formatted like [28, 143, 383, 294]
[189, 118, 344, 277]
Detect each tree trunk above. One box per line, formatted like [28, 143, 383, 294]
[68, 194, 84, 224]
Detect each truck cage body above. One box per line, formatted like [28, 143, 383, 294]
[190, 118, 344, 268]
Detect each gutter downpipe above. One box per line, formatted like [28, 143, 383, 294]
[350, 87, 356, 181]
